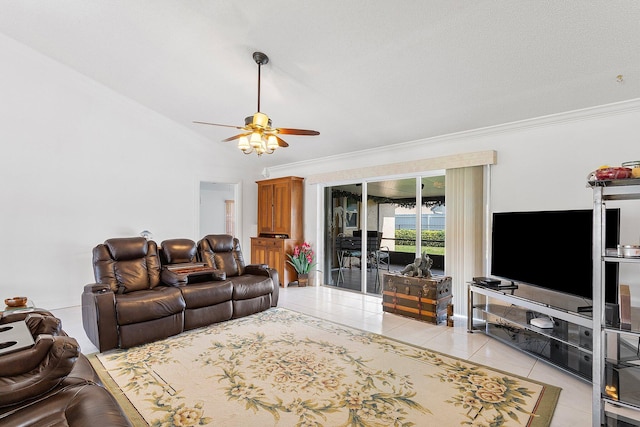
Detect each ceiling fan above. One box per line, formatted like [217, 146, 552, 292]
[194, 51, 320, 156]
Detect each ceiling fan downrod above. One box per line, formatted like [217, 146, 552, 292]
[253, 52, 269, 113]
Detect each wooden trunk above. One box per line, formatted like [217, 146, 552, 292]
[381, 273, 453, 325]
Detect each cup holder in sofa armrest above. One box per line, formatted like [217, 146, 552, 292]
[83, 283, 112, 294]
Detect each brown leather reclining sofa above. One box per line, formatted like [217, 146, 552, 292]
[0, 310, 131, 426]
[82, 234, 279, 352]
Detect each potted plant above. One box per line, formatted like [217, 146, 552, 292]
[287, 242, 316, 287]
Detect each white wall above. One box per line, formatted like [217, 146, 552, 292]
[0, 34, 261, 309]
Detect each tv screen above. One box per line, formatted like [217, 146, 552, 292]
[490, 209, 620, 303]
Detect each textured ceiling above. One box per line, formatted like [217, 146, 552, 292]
[2, 1, 639, 167]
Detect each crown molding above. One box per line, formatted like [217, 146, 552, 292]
[267, 98, 640, 176]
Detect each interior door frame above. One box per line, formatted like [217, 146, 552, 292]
[197, 180, 242, 242]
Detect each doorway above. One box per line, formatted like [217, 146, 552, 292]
[199, 182, 238, 238]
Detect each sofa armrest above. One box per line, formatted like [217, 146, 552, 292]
[244, 264, 269, 275]
[161, 269, 188, 286]
[1, 311, 62, 338]
[244, 265, 280, 306]
[84, 283, 110, 293]
[0, 335, 79, 406]
[81, 284, 118, 352]
[23, 313, 62, 337]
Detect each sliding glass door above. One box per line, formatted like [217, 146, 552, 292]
[325, 184, 369, 292]
[365, 178, 417, 293]
[323, 174, 445, 295]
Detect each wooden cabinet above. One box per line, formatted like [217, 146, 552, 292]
[256, 176, 303, 240]
[252, 176, 304, 287]
[251, 237, 299, 288]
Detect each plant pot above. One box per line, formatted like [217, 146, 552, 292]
[297, 273, 309, 287]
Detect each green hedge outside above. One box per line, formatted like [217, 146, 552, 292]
[395, 229, 445, 247]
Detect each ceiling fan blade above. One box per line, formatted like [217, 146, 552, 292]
[222, 133, 251, 142]
[275, 135, 289, 147]
[276, 128, 320, 136]
[193, 121, 245, 130]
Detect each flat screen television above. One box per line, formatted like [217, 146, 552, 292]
[490, 208, 620, 304]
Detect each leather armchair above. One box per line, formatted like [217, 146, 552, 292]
[0, 312, 131, 426]
[82, 237, 186, 352]
[0, 334, 80, 406]
[198, 234, 279, 315]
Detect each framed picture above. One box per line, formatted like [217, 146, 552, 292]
[345, 201, 359, 229]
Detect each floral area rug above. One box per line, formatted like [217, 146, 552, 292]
[89, 308, 560, 426]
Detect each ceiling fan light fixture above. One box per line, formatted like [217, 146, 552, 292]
[238, 136, 250, 152]
[250, 131, 263, 148]
[194, 51, 319, 157]
[267, 134, 279, 150]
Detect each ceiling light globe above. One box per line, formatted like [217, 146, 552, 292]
[238, 136, 250, 151]
[267, 135, 279, 150]
[250, 132, 263, 148]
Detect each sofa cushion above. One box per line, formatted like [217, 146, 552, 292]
[160, 239, 198, 264]
[179, 281, 233, 309]
[113, 259, 154, 293]
[94, 237, 161, 293]
[198, 235, 246, 277]
[115, 287, 185, 325]
[215, 251, 241, 277]
[105, 237, 147, 261]
[231, 275, 274, 300]
[204, 234, 235, 252]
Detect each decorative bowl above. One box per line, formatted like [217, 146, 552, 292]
[594, 167, 632, 180]
[4, 297, 28, 308]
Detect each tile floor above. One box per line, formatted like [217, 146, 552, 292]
[51, 285, 591, 426]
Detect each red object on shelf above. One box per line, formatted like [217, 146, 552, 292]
[594, 167, 632, 180]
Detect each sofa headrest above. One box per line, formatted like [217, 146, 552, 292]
[203, 234, 234, 252]
[161, 239, 197, 264]
[105, 237, 148, 261]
